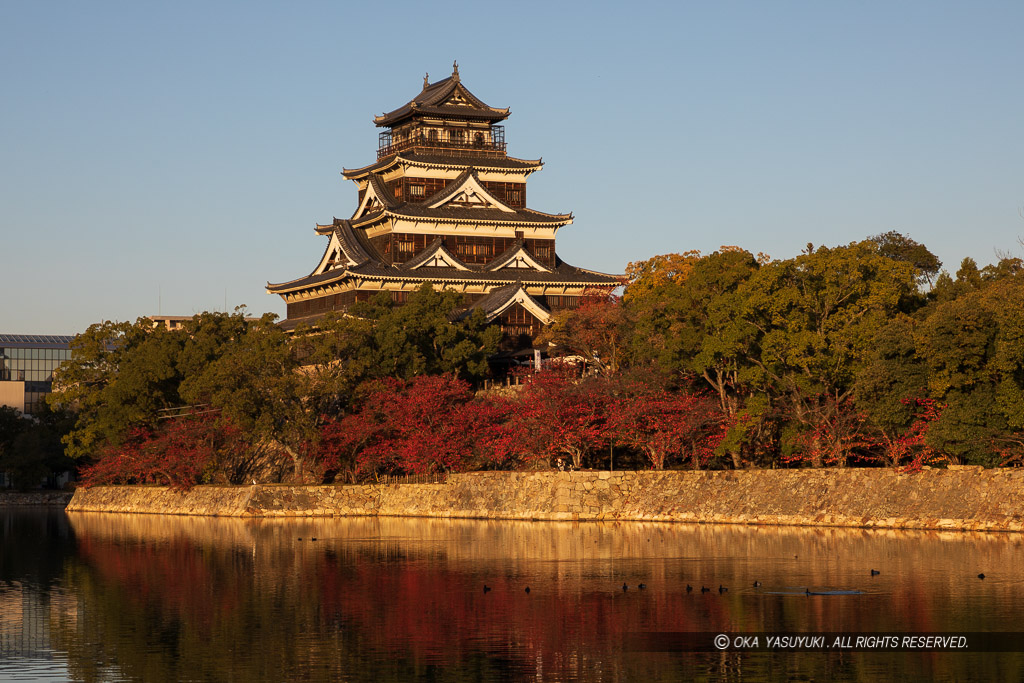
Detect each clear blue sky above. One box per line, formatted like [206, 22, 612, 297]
[3, 1, 1022, 335]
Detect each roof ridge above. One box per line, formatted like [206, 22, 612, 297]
[423, 167, 474, 205]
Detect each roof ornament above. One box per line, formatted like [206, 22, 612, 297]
[423, 72, 429, 89]
[452, 60, 460, 82]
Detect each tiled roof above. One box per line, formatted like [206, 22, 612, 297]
[482, 239, 551, 273]
[422, 167, 474, 206]
[451, 284, 552, 324]
[374, 72, 509, 128]
[267, 255, 620, 294]
[342, 152, 543, 179]
[367, 173, 399, 209]
[334, 219, 379, 265]
[385, 203, 571, 225]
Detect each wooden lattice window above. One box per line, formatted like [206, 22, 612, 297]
[525, 239, 555, 266]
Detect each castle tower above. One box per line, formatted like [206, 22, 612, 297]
[267, 64, 619, 346]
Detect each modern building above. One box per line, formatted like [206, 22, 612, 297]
[267, 63, 619, 346]
[0, 335, 73, 416]
[148, 314, 259, 331]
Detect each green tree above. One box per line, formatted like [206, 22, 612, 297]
[740, 241, 918, 465]
[915, 271, 1024, 465]
[348, 284, 501, 381]
[180, 315, 314, 481]
[869, 230, 942, 286]
[626, 248, 762, 465]
[49, 319, 186, 460]
[854, 314, 930, 437]
[0, 404, 74, 489]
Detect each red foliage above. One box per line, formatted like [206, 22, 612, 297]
[546, 288, 626, 375]
[878, 397, 945, 472]
[349, 375, 492, 476]
[314, 412, 381, 482]
[80, 415, 247, 490]
[781, 398, 878, 468]
[508, 366, 611, 469]
[608, 390, 726, 469]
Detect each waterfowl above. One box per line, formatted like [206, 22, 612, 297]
[719, 585, 728, 594]
[701, 586, 711, 593]
[638, 583, 646, 590]
[870, 569, 880, 576]
[483, 585, 491, 593]
[978, 573, 986, 580]
[753, 581, 762, 588]
[525, 587, 531, 594]
[686, 584, 693, 593]
[622, 583, 628, 592]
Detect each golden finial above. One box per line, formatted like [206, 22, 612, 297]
[423, 72, 429, 89]
[452, 60, 460, 81]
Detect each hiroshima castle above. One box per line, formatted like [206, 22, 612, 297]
[267, 63, 619, 344]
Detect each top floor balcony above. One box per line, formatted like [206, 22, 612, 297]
[378, 126, 506, 160]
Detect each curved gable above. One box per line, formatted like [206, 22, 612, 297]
[427, 169, 515, 212]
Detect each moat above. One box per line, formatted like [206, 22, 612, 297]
[3, 508, 1023, 682]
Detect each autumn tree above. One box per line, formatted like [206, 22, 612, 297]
[623, 251, 702, 303]
[534, 290, 630, 375]
[78, 415, 250, 490]
[343, 375, 497, 477]
[507, 367, 610, 469]
[607, 390, 725, 469]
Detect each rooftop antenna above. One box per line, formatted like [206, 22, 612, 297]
[158, 285, 162, 315]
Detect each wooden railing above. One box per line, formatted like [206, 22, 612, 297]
[377, 138, 507, 160]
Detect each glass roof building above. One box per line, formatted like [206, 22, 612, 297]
[0, 334, 73, 416]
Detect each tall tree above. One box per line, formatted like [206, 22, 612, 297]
[180, 315, 314, 480]
[740, 241, 918, 465]
[915, 271, 1024, 465]
[625, 248, 761, 465]
[869, 230, 942, 286]
[49, 319, 185, 460]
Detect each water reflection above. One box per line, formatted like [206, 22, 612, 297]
[2, 510, 1024, 681]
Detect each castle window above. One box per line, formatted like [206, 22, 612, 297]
[410, 184, 424, 197]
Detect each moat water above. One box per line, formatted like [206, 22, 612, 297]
[2, 508, 1024, 682]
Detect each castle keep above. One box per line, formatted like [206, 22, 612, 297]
[267, 64, 619, 344]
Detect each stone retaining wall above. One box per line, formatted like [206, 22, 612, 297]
[0, 491, 74, 506]
[65, 467, 1024, 532]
